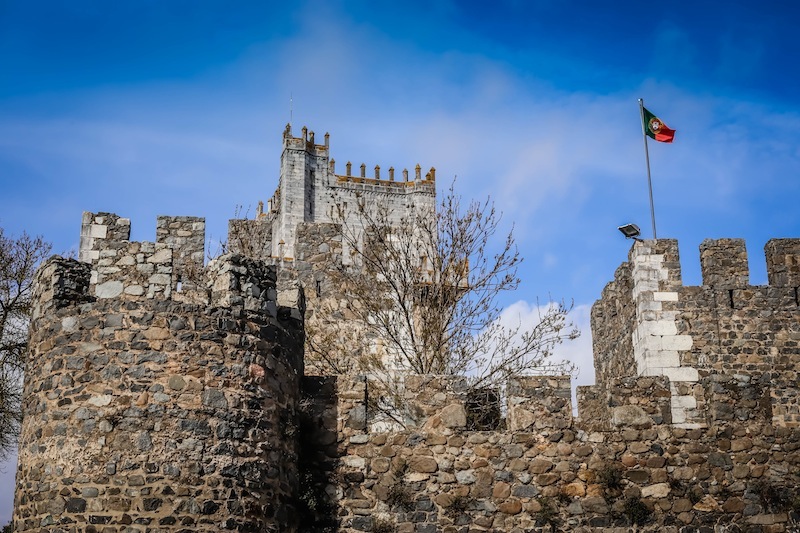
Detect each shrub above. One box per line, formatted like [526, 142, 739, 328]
[622, 496, 651, 526]
[597, 464, 624, 491]
[443, 494, 474, 519]
[386, 482, 415, 511]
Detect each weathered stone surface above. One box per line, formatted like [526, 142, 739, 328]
[13, 186, 800, 533]
[95, 280, 123, 299]
[16, 246, 304, 533]
[439, 404, 467, 428]
[641, 482, 670, 498]
[408, 456, 438, 473]
[611, 405, 652, 428]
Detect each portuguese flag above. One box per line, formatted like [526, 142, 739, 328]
[642, 107, 675, 143]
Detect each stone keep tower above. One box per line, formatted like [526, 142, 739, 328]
[251, 125, 437, 259]
[14, 213, 305, 532]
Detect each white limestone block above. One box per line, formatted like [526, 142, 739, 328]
[671, 395, 697, 409]
[95, 281, 123, 299]
[661, 335, 693, 351]
[662, 367, 700, 382]
[90, 224, 108, 238]
[148, 248, 172, 264]
[641, 349, 681, 368]
[671, 407, 687, 423]
[88, 395, 113, 407]
[653, 291, 679, 302]
[641, 321, 678, 336]
[149, 273, 171, 285]
[124, 285, 145, 296]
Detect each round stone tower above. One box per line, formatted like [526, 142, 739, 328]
[13, 214, 304, 532]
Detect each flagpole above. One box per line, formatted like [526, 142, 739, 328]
[638, 98, 658, 239]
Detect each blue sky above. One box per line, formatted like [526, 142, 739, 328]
[1, 0, 799, 522]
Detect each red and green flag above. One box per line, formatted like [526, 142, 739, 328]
[642, 107, 675, 143]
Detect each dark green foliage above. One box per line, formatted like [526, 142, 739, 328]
[622, 496, 651, 526]
[443, 494, 474, 519]
[535, 497, 559, 530]
[597, 464, 624, 491]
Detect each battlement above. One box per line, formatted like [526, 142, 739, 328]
[270, 125, 436, 258]
[331, 374, 574, 438]
[592, 238, 800, 429]
[311, 369, 798, 532]
[16, 210, 310, 532]
[16, 213, 800, 531]
[70, 211, 306, 318]
[282, 123, 330, 155]
[280, 124, 435, 193]
[78, 212, 205, 300]
[333, 161, 436, 193]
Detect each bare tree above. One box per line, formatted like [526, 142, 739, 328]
[308, 183, 578, 425]
[0, 227, 51, 459]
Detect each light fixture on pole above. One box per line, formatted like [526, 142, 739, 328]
[618, 223, 642, 241]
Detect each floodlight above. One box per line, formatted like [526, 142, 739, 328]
[618, 223, 642, 240]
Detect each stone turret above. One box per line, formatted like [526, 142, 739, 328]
[15, 213, 305, 532]
[256, 125, 436, 259]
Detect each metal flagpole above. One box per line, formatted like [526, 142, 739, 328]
[638, 98, 658, 239]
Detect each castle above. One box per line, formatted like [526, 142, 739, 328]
[238, 124, 436, 260]
[11, 128, 800, 532]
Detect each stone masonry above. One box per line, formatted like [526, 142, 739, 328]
[10, 128, 800, 532]
[229, 124, 436, 260]
[14, 213, 800, 531]
[14, 215, 305, 532]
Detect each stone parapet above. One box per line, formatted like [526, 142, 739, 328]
[700, 238, 750, 289]
[323, 373, 800, 532]
[765, 238, 800, 288]
[14, 219, 305, 532]
[78, 212, 131, 263]
[507, 376, 572, 432]
[594, 238, 800, 429]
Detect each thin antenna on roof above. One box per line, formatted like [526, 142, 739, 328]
[289, 93, 293, 128]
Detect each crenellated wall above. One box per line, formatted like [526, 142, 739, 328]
[590, 238, 800, 429]
[14, 214, 305, 533]
[249, 124, 436, 259]
[301, 372, 799, 532]
[15, 207, 800, 532]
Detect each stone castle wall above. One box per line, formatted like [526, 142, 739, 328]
[305, 372, 799, 532]
[590, 238, 800, 429]
[14, 214, 305, 532]
[13, 203, 800, 532]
